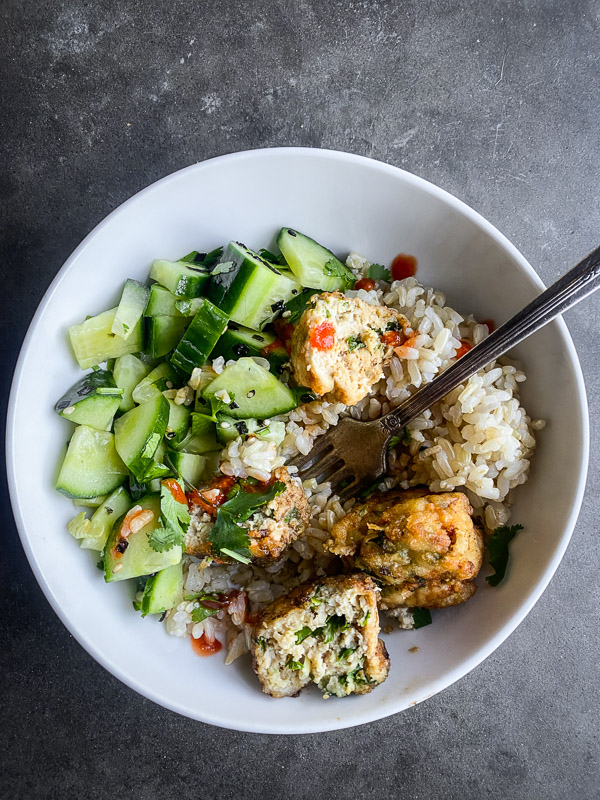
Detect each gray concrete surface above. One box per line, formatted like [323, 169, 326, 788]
[2, 1, 599, 797]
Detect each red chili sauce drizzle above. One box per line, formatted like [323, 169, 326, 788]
[191, 633, 222, 657]
[354, 277, 375, 291]
[456, 340, 472, 358]
[391, 253, 418, 281]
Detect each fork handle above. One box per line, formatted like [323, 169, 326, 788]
[378, 244, 600, 436]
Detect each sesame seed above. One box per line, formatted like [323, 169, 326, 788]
[220, 421, 231, 429]
[112, 564, 123, 573]
[166, 381, 174, 389]
[62, 406, 76, 415]
[282, 310, 292, 319]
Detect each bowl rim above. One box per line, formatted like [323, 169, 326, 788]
[6, 147, 589, 733]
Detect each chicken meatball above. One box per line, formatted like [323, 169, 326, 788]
[250, 573, 390, 698]
[328, 489, 484, 609]
[290, 292, 410, 406]
[185, 467, 311, 564]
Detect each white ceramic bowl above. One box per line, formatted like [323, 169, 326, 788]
[7, 148, 588, 733]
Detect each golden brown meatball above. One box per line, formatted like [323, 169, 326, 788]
[328, 489, 484, 609]
[290, 292, 409, 405]
[250, 573, 390, 698]
[185, 467, 311, 564]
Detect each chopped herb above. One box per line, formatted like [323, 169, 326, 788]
[192, 392, 235, 426]
[295, 626, 313, 644]
[322, 614, 349, 643]
[360, 610, 371, 626]
[122, 323, 129, 334]
[412, 608, 432, 629]
[191, 603, 219, 623]
[486, 524, 523, 586]
[129, 475, 147, 502]
[148, 482, 190, 552]
[259, 248, 287, 266]
[367, 263, 391, 282]
[358, 479, 383, 499]
[284, 507, 300, 523]
[208, 481, 286, 563]
[211, 260, 235, 276]
[253, 636, 267, 651]
[285, 289, 317, 324]
[309, 586, 323, 606]
[147, 523, 184, 552]
[347, 335, 366, 352]
[285, 656, 304, 671]
[91, 364, 100, 372]
[387, 427, 410, 450]
[323, 258, 355, 289]
[387, 435, 401, 450]
[385, 318, 401, 332]
[95, 387, 124, 396]
[402, 427, 411, 445]
[180, 247, 223, 267]
[338, 647, 357, 661]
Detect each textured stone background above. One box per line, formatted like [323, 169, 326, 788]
[2, 1, 599, 797]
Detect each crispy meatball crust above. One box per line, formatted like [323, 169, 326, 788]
[290, 292, 409, 405]
[250, 573, 390, 698]
[328, 489, 484, 610]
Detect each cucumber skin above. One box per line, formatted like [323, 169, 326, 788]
[170, 300, 229, 374]
[113, 394, 170, 481]
[150, 260, 211, 298]
[55, 370, 121, 431]
[69, 307, 144, 370]
[103, 495, 182, 583]
[56, 426, 129, 499]
[131, 362, 182, 404]
[167, 451, 206, 486]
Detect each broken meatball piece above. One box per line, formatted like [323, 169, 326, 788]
[185, 467, 311, 564]
[290, 292, 410, 406]
[250, 574, 390, 698]
[328, 489, 484, 609]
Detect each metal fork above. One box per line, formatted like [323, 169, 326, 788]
[290, 244, 600, 501]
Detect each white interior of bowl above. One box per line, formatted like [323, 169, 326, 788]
[7, 148, 588, 733]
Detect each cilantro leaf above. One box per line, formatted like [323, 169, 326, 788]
[191, 603, 219, 623]
[220, 480, 286, 521]
[285, 289, 317, 324]
[160, 483, 190, 533]
[322, 614, 349, 643]
[387, 435, 401, 450]
[259, 248, 287, 266]
[412, 607, 432, 628]
[486, 524, 523, 586]
[147, 524, 184, 553]
[207, 481, 286, 563]
[323, 258, 356, 289]
[338, 646, 357, 661]
[285, 656, 304, 671]
[387, 427, 411, 450]
[295, 626, 313, 644]
[210, 261, 235, 276]
[367, 263, 391, 282]
[208, 512, 252, 563]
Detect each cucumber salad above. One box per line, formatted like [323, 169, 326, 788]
[55, 227, 539, 699]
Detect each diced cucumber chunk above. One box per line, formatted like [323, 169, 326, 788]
[277, 228, 355, 291]
[103, 495, 182, 583]
[172, 418, 220, 454]
[170, 299, 229, 374]
[139, 562, 184, 616]
[165, 398, 191, 446]
[141, 438, 172, 481]
[202, 358, 297, 419]
[216, 416, 286, 445]
[150, 259, 211, 298]
[55, 370, 122, 431]
[111, 279, 150, 339]
[132, 362, 182, 404]
[208, 242, 301, 330]
[284, 288, 319, 323]
[56, 426, 129, 499]
[113, 393, 170, 480]
[147, 315, 188, 358]
[67, 487, 132, 551]
[113, 354, 152, 412]
[211, 323, 275, 360]
[145, 285, 184, 317]
[167, 451, 206, 487]
[69, 307, 144, 369]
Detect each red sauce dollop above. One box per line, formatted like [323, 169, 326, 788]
[186, 475, 237, 515]
[162, 478, 186, 505]
[310, 322, 336, 351]
[391, 253, 418, 281]
[191, 633, 222, 657]
[355, 277, 376, 291]
[456, 340, 472, 358]
[380, 329, 406, 347]
[273, 319, 295, 354]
